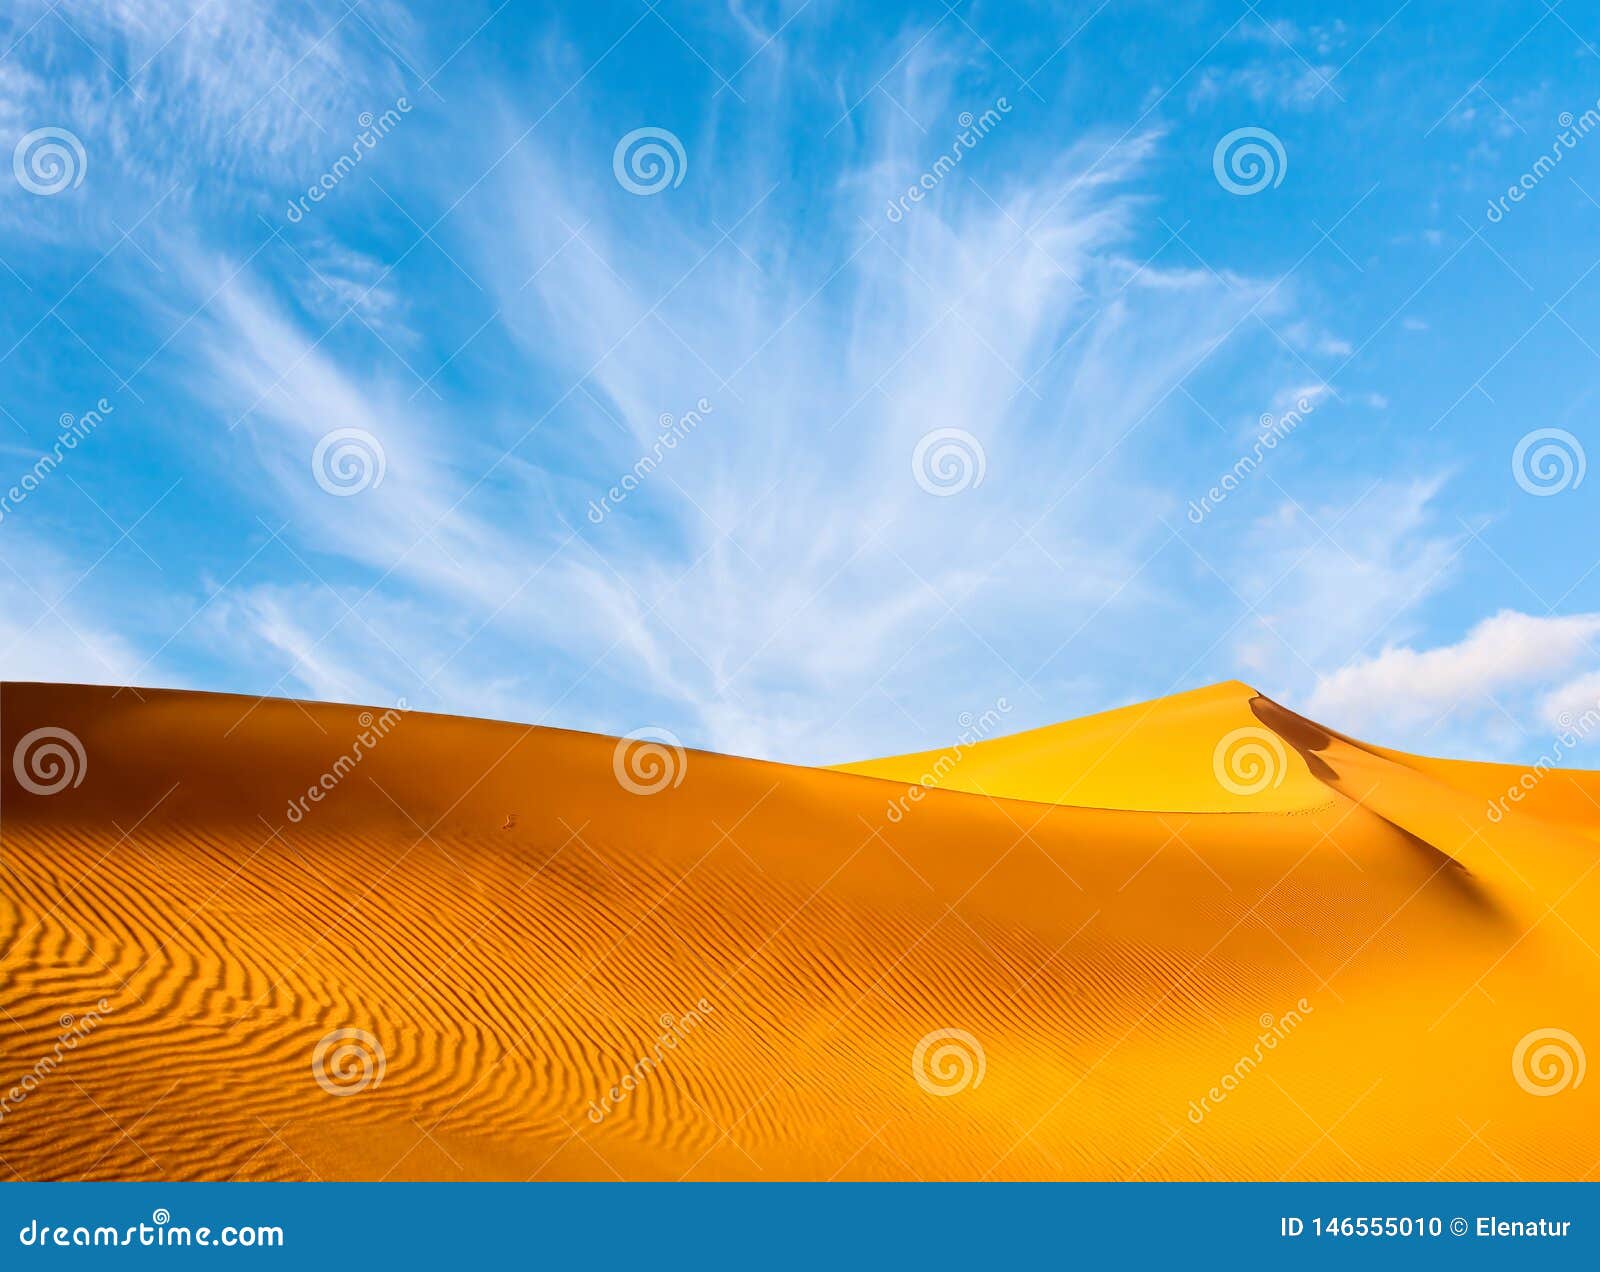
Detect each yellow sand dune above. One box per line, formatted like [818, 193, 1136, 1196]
[835, 680, 1334, 812]
[1, 680, 1594, 1180]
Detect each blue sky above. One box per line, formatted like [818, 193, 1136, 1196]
[1, 0, 1598, 764]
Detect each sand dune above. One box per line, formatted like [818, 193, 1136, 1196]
[1, 680, 1594, 1180]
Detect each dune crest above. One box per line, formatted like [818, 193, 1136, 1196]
[1, 681, 1595, 1181]
[834, 681, 1335, 813]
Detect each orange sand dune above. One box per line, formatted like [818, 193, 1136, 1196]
[1, 680, 1595, 1181]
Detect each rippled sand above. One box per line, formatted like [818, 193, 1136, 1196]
[1, 681, 1594, 1180]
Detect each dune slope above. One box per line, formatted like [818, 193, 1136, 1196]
[1, 681, 1595, 1181]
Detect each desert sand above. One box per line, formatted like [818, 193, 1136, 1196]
[1, 679, 1594, 1180]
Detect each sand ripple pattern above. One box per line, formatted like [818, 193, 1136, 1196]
[1, 682, 1596, 1180]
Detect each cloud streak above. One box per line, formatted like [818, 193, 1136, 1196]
[2, 3, 1588, 771]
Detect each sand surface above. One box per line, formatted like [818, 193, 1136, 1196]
[1, 680, 1594, 1180]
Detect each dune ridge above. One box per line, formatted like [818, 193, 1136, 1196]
[1, 680, 1595, 1180]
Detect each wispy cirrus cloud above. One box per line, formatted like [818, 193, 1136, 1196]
[5, 2, 1592, 772]
[1220, 476, 1463, 701]
[0, 533, 147, 685]
[0, 0, 415, 240]
[163, 34, 1321, 759]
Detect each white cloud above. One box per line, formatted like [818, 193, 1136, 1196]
[1539, 670, 1600, 732]
[1188, 62, 1339, 112]
[159, 36, 1315, 762]
[1236, 19, 1348, 58]
[0, 537, 148, 685]
[17, 13, 1532, 772]
[287, 242, 410, 339]
[1231, 477, 1463, 683]
[443, 67, 1295, 758]
[0, 0, 414, 223]
[1303, 610, 1600, 745]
